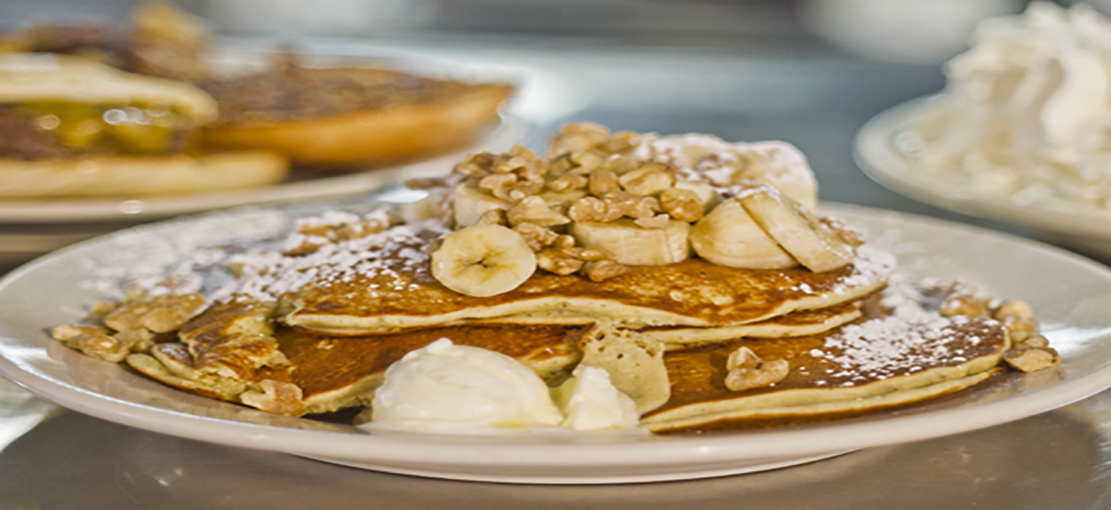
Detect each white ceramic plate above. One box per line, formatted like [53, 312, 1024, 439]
[855, 96, 1111, 255]
[2, 199, 1111, 484]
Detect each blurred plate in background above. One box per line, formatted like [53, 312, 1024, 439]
[855, 96, 1111, 256]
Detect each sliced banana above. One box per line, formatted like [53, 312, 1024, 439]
[571, 219, 690, 266]
[431, 224, 537, 297]
[732, 141, 818, 212]
[736, 186, 853, 273]
[453, 183, 509, 227]
[689, 197, 797, 269]
[400, 188, 449, 224]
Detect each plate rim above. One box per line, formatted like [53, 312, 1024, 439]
[2, 203, 1111, 470]
[853, 95, 1111, 241]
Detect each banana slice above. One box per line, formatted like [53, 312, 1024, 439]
[571, 219, 690, 265]
[400, 188, 449, 224]
[431, 224, 538, 297]
[689, 197, 797, 269]
[453, 183, 509, 227]
[736, 186, 853, 273]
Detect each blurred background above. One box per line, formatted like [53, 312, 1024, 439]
[2, 0, 1109, 270]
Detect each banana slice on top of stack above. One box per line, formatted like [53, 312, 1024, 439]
[424, 124, 860, 298]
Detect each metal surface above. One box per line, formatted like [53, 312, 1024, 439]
[4, 36, 1111, 507]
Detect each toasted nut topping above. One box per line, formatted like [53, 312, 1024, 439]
[514, 222, 560, 251]
[634, 214, 671, 229]
[563, 246, 612, 261]
[618, 163, 676, 196]
[939, 284, 989, 318]
[726, 358, 790, 392]
[103, 293, 205, 333]
[239, 379, 306, 417]
[506, 180, 545, 203]
[508, 144, 538, 161]
[588, 169, 621, 196]
[51, 325, 108, 342]
[569, 151, 605, 174]
[603, 155, 637, 175]
[1003, 347, 1060, 373]
[1003, 317, 1037, 344]
[727, 346, 762, 371]
[604, 131, 642, 154]
[477, 209, 509, 226]
[536, 248, 585, 275]
[506, 196, 571, 227]
[479, 173, 518, 200]
[619, 194, 662, 219]
[582, 260, 629, 282]
[568, 196, 624, 223]
[90, 299, 118, 317]
[548, 174, 589, 193]
[1018, 334, 1049, 348]
[550, 123, 610, 156]
[994, 301, 1034, 321]
[66, 333, 129, 363]
[553, 235, 576, 248]
[114, 328, 155, 354]
[454, 152, 497, 177]
[659, 188, 705, 222]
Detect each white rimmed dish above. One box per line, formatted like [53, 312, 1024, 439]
[855, 96, 1111, 255]
[1, 198, 1111, 484]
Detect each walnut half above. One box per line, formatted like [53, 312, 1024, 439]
[724, 346, 789, 392]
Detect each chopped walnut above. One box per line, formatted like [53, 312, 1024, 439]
[114, 328, 156, 354]
[550, 123, 611, 156]
[453, 152, 497, 177]
[90, 299, 118, 317]
[568, 151, 605, 174]
[51, 325, 109, 341]
[568, 196, 624, 223]
[603, 155, 638, 175]
[604, 131, 642, 154]
[659, 188, 705, 222]
[477, 209, 508, 226]
[1017, 334, 1049, 348]
[582, 260, 629, 282]
[553, 234, 576, 248]
[505, 179, 545, 203]
[103, 293, 205, 333]
[724, 346, 789, 392]
[618, 163, 676, 196]
[514, 222, 560, 251]
[239, 379, 306, 416]
[634, 214, 671, 229]
[993, 301, 1034, 321]
[588, 169, 621, 196]
[536, 248, 585, 275]
[548, 174, 589, 193]
[1002, 316, 1037, 344]
[604, 192, 660, 219]
[563, 246, 612, 261]
[66, 333, 129, 363]
[478, 173, 518, 200]
[939, 284, 989, 318]
[506, 196, 571, 227]
[1003, 347, 1060, 373]
[508, 143, 538, 161]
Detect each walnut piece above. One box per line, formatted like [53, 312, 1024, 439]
[514, 222, 560, 251]
[939, 284, 989, 318]
[51, 325, 108, 341]
[506, 196, 570, 227]
[103, 293, 205, 333]
[114, 328, 156, 354]
[659, 188, 704, 222]
[568, 196, 624, 223]
[66, 333, 129, 363]
[582, 260, 629, 282]
[724, 346, 789, 392]
[477, 209, 508, 226]
[618, 163, 675, 196]
[478, 173, 518, 200]
[1003, 347, 1060, 373]
[548, 174, 588, 193]
[1002, 317, 1037, 344]
[239, 379, 306, 416]
[537, 248, 585, 275]
[550, 123, 611, 156]
[993, 301, 1034, 321]
[634, 214, 671, 229]
[588, 169, 621, 196]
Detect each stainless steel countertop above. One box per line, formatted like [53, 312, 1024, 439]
[3, 38, 1111, 507]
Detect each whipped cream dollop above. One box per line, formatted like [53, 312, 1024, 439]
[551, 365, 640, 431]
[370, 339, 563, 430]
[368, 339, 641, 432]
[915, 2, 1111, 212]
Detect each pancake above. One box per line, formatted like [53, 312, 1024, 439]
[277, 227, 893, 334]
[644, 300, 864, 348]
[129, 301, 584, 415]
[639, 293, 1009, 432]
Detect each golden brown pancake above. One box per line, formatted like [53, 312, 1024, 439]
[639, 301, 1009, 432]
[283, 234, 891, 334]
[129, 301, 584, 414]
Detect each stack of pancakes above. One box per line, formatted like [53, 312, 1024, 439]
[127, 223, 1013, 432]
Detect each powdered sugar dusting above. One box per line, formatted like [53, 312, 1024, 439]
[814, 275, 999, 385]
